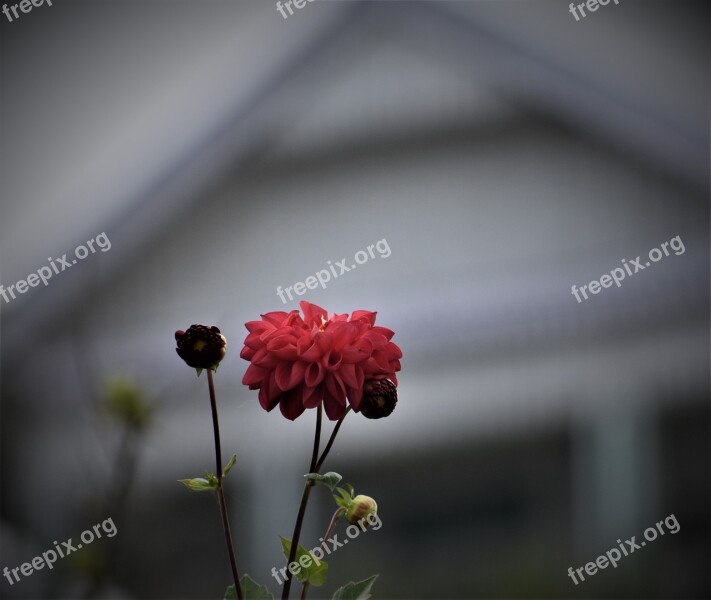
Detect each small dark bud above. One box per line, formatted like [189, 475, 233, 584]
[360, 378, 397, 419]
[175, 325, 227, 371]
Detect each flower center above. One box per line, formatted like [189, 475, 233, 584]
[193, 340, 207, 352]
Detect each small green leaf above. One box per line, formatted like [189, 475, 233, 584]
[280, 536, 328, 586]
[223, 454, 238, 477]
[224, 574, 275, 599]
[305, 471, 342, 491]
[333, 486, 353, 509]
[178, 477, 216, 492]
[332, 575, 378, 599]
[196, 368, 203, 377]
[333, 495, 349, 509]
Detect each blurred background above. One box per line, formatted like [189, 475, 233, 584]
[1, 0, 709, 598]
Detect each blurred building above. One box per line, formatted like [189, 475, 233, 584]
[1, 1, 708, 598]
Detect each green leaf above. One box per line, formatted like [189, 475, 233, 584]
[196, 368, 203, 377]
[333, 495, 349, 509]
[279, 536, 328, 586]
[337, 486, 353, 501]
[223, 454, 238, 477]
[177, 477, 216, 492]
[305, 471, 342, 491]
[224, 574, 275, 599]
[333, 486, 353, 509]
[332, 575, 378, 599]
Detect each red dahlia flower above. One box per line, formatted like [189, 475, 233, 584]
[240, 301, 402, 420]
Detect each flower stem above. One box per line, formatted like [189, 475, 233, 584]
[300, 508, 344, 600]
[282, 481, 314, 599]
[282, 405, 349, 599]
[282, 404, 321, 599]
[322, 508, 345, 544]
[309, 404, 322, 473]
[207, 370, 243, 600]
[315, 407, 351, 472]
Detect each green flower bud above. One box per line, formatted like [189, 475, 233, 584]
[346, 494, 378, 526]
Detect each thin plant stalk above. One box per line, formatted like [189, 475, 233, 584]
[315, 407, 351, 472]
[300, 583, 310, 600]
[321, 508, 345, 546]
[207, 369, 243, 600]
[282, 406, 350, 599]
[309, 404, 323, 473]
[300, 508, 345, 600]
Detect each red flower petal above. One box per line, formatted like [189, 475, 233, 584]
[337, 362, 359, 389]
[297, 338, 323, 362]
[279, 388, 307, 420]
[260, 311, 292, 326]
[323, 374, 347, 420]
[304, 362, 325, 388]
[259, 382, 279, 412]
[349, 310, 377, 326]
[267, 336, 299, 360]
[275, 360, 306, 391]
[299, 301, 327, 328]
[371, 326, 395, 341]
[303, 384, 324, 409]
[251, 346, 279, 368]
[242, 363, 269, 387]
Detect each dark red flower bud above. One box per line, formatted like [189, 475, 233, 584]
[360, 378, 397, 419]
[175, 325, 227, 371]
